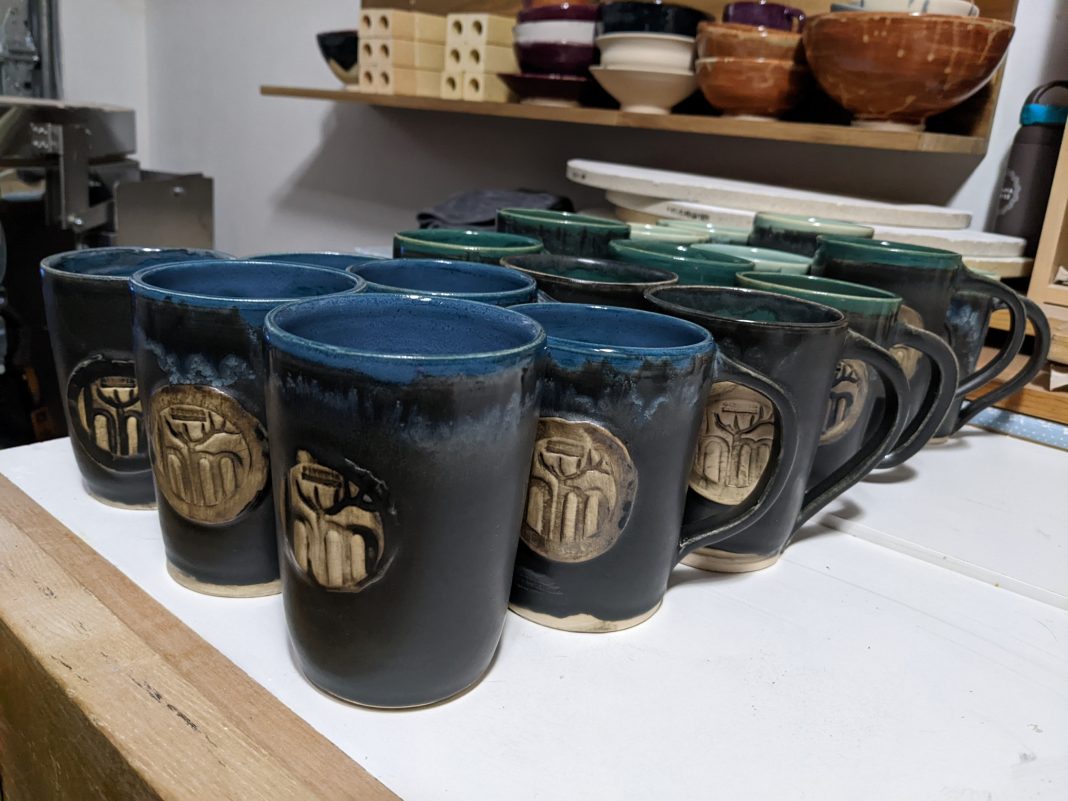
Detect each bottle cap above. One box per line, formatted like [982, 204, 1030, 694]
[1021, 103, 1068, 126]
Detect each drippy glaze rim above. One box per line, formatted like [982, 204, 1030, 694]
[645, 284, 848, 330]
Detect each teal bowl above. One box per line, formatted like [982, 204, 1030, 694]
[609, 239, 754, 286]
[393, 229, 543, 264]
[496, 208, 630, 259]
[692, 243, 811, 274]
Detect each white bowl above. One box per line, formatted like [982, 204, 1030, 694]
[596, 32, 696, 72]
[837, 0, 979, 15]
[589, 65, 696, 115]
[513, 20, 597, 45]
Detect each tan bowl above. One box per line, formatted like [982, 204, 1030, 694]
[695, 57, 809, 118]
[696, 22, 804, 63]
[802, 12, 1014, 130]
[590, 65, 697, 115]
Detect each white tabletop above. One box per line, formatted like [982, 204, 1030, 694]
[1, 434, 1065, 801]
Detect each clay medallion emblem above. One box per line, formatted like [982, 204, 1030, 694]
[820, 358, 870, 444]
[66, 356, 147, 470]
[286, 450, 389, 591]
[150, 385, 267, 524]
[890, 305, 924, 380]
[522, 417, 637, 563]
[689, 382, 775, 506]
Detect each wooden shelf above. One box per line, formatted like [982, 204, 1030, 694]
[260, 85, 991, 155]
[989, 303, 1068, 365]
[968, 347, 1068, 426]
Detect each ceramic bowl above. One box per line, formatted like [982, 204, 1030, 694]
[517, 4, 601, 23]
[598, 2, 710, 37]
[831, 0, 979, 15]
[500, 72, 592, 106]
[316, 30, 360, 85]
[696, 57, 808, 118]
[749, 211, 876, 256]
[627, 223, 707, 244]
[590, 65, 697, 114]
[696, 21, 804, 62]
[692, 243, 811, 273]
[657, 220, 752, 243]
[596, 33, 696, 71]
[347, 258, 538, 306]
[393, 229, 544, 263]
[497, 208, 631, 258]
[609, 239, 755, 285]
[514, 20, 597, 45]
[721, 1, 807, 31]
[514, 42, 597, 74]
[500, 254, 678, 308]
[803, 13, 1014, 130]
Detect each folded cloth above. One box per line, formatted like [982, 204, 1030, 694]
[417, 189, 574, 230]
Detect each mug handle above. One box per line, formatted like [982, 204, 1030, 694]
[797, 331, 907, 527]
[879, 322, 959, 468]
[948, 274, 1028, 430]
[785, 8, 806, 31]
[676, 353, 802, 563]
[954, 295, 1051, 430]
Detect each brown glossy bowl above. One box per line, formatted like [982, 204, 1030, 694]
[696, 57, 808, 117]
[697, 21, 804, 63]
[803, 13, 1014, 129]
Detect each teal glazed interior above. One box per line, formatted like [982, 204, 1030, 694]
[41, 247, 229, 279]
[753, 212, 875, 237]
[658, 221, 751, 244]
[693, 243, 811, 273]
[815, 235, 963, 270]
[394, 228, 544, 258]
[130, 259, 365, 308]
[609, 239, 754, 285]
[647, 285, 845, 327]
[265, 293, 545, 382]
[502, 254, 677, 286]
[348, 258, 537, 305]
[247, 251, 385, 270]
[736, 271, 903, 316]
[497, 208, 630, 232]
[511, 301, 714, 371]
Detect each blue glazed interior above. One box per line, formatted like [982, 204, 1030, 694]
[649, 286, 844, 327]
[266, 294, 545, 381]
[247, 252, 384, 270]
[351, 259, 536, 300]
[41, 247, 228, 278]
[131, 260, 363, 307]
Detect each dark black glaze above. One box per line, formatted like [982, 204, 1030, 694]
[598, 2, 710, 36]
[501, 254, 677, 309]
[317, 31, 359, 72]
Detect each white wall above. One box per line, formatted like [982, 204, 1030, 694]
[65, 1, 1068, 254]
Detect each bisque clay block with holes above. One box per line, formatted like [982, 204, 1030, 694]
[358, 62, 380, 93]
[445, 13, 514, 48]
[440, 71, 464, 100]
[378, 66, 440, 97]
[359, 9, 446, 42]
[461, 72, 515, 103]
[364, 39, 445, 71]
[459, 43, 518, 74]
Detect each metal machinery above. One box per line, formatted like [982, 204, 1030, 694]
[0, 98, 215, 446]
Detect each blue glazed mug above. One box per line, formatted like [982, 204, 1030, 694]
[508, 302, 801, 631]
[264, 293, 544, 707]
[130, 260, 365, 597]
[40, 247, 229, 508]
[347, 258, 538, 306]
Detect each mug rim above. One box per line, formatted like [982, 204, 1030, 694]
[246, 251, 383, 269]
[815, 234, 962, 269]
[348, 258, 537, 302]
[265, 293, 546, 368]
[692, 243, 811, 265]
[497, 207, 630, 231]
[609, 239, 755, 267]
[40, 246, 230, 282]
[394, 228, 543, 253]
[131, 259, 365, 307]
[645, 284, 847, 329]
[753, 211, 875, 235]
[736, 271, 903, 313]
[502, 254, 678, 288]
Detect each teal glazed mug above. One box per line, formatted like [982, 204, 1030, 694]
[506, 302, 801, 631]
[645, 285, 907, 573]
[609, 239, 755, 285]
[347, 258, 538, 306]
[748, 212, 875, 257]
[809, 236, 1033, 436]
[736, 271, 958, 477]
[496, 208, 631, 258]
[393, 229, 543, 263]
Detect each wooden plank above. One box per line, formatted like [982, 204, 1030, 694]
[989, 304, 1068, 364]
[0, 474, 398, 801]
[260, 85, 989, 155]
[967, 348, 1068, 425]
[1028, 126, 1068, 309]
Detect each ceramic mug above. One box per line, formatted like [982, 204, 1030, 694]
[693, 243, 811, 274]
[247, 251, 384, 270]
[130, 260, 365, 597]
[748, 212, 875, 257]
[264, 293, 544, 707]
[500, 254, 677, 309]
[347, 258, 538, 306]
[936, 271, 1051, 439]
[508, 302, 800, 630]
[393, 229, 543, 264]
[736, 271, 958, 476]
[722, 1, 806, 32]
[496, 208, 630, 258]
[609, 239, 755, 285]
[657, 220, 752, 244]
[645, 285, 908, 572]
[626, 224, 709, 244]
[40, 247, 228, 508]
[809, 236, 1033, 436]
